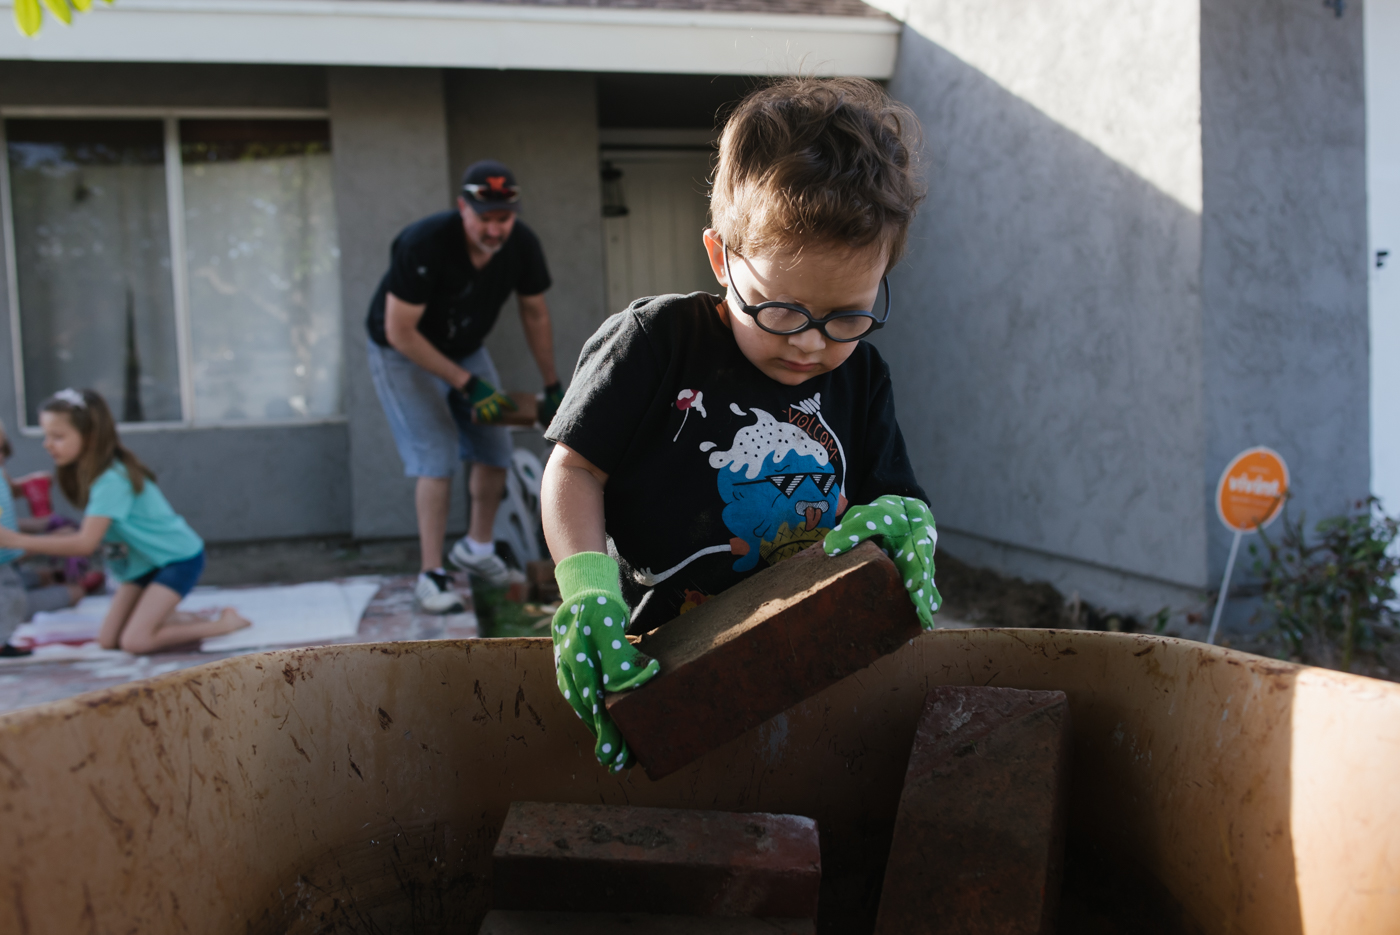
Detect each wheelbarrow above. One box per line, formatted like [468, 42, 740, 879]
[0, 629, 1395, 933]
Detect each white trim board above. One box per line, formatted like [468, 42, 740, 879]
[0, 0, 900, 78]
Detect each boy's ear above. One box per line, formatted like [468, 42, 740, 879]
[702, 229, 727, 289]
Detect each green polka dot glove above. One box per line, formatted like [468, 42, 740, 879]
[551, 551, 661, 772]
[823, 494, 942, 629]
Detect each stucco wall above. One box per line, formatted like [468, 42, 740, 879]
[881, 0, 1370, 619]
[1200, 0, 1371, 576]
[328, 66, 465, 541]
[0, 62, 350, 541]
[877, 0, 1208, 613]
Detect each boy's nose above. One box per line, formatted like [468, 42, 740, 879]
[788, 328, 826, 353]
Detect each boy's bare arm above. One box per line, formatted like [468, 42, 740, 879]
[543, 443, 609, 561]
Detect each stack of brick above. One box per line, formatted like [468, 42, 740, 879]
[486, 801, 821, 934]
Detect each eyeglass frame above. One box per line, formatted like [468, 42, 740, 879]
[462, 183, 521, 205]
[722, 244, 890, 343]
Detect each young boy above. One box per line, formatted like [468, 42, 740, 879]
[542, 78, 942, 772]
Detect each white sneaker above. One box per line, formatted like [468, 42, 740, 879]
[415, 570, 466, 614]
[448, 538, 513, 588]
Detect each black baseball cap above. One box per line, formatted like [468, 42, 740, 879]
[461, 160, 521, 213]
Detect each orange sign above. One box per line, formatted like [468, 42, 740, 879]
[1216, 447, 1289, 532]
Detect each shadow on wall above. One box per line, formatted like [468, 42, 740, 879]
[873, 29, 1208, 595]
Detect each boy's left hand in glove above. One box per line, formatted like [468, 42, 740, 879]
[823, 494, 942, 629]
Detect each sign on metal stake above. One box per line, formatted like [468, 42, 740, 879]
[1207, 447, 1289, 645]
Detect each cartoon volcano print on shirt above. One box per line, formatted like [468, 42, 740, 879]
[633, 395, 848, 588]
[702, 402, 845, 571]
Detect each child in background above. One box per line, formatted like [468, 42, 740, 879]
[0, 389, 249, 654]
[0, 419, 96, 621]
[541, 78, 942, 772]
[0, 422, 32, 655]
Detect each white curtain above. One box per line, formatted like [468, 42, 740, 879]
[182, 150, 342, 424]
[8, 129, 183, 424]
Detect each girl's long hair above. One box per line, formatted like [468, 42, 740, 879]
[41, 389, 156, 509]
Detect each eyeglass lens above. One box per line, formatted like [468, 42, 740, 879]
[754, 306, 875, 340]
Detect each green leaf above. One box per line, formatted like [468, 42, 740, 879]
[71, 0, 91, 10]
[14, 0, 42, 36]
[39, 0, 71, 25]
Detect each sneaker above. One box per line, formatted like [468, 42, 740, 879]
[414, 570, 466, 614]
[0, 643, 33, 657]
[448, 538, 513, 588]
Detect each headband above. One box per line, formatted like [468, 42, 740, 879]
[52, 388, 86, 409]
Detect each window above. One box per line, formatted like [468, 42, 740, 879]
[2, 113, 342, 427]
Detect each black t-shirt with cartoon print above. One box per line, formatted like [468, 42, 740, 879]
[546, 292, 927, 634]
[365, 211, 552, 360]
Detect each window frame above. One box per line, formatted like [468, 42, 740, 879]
[0, 106, 344, 434]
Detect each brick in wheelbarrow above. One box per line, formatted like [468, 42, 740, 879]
[873, 686, 1072, 935]
[492, 801, 821, 919]
[605, 540, 922, 780]
[478, 911, 815, 934]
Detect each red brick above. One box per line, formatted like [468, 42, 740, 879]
[606, 541, 922, 780]
[492, 802, 821, 919]
[478, 911, 816, 934]
[873, 687, 1071, 935]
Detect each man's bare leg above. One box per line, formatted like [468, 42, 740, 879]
[468, 463, 507, 545]
[416, 475, 453, 571]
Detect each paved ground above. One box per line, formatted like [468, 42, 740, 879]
[0, 572, 485, 715]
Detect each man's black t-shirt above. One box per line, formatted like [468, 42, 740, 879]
[366, 211, 552, 360]
[546, 292, 927, 633]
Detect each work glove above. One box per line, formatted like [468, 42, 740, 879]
[538, 381, 565, 429]
[459, 374, 517, 424]
[824, 494, 942, 629]
[551, 552, 661, 772]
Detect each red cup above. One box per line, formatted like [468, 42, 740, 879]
[19, 475, 52, 518]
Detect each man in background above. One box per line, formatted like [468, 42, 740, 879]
[366, 161, 563, 613]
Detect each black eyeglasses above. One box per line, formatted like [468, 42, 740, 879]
[463, 182, 521, 204]
[723, 245, 889, 343]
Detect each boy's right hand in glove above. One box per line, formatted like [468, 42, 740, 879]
[551, 551, 661, 772]
[459, 374, 517, 424]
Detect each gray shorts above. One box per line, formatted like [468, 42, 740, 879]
[367, 338, 514, 478]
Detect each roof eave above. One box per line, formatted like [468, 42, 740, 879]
[0, 0, 901, 78]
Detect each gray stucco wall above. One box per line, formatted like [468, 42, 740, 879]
[0, 63, 350, 541]
[1200, 0, 1371, 579]
[882, 0, 1370, 619]
[878, 0, 1208, 614]
[328, 67, 465, 541]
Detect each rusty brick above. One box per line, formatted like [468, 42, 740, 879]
[873, 687, 1071, 935]
[606, 541, 922, 780]
[492, 801, 821, 919]
[478, 911, 816, 934]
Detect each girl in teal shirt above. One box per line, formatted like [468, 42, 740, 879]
[0, 389, 248, 653]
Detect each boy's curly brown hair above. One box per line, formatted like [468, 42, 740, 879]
[710, 77, 925, 270]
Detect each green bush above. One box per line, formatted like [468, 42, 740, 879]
[1251, 497, 1400, 672]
